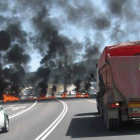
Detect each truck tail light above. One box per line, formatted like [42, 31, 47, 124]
[108, 103, 119, 108]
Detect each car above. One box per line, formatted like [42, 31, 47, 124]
[0, 105, 9, 133]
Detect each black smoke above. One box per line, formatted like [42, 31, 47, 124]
[74, 78, 82, 92]
[32, 6, 81, 92]
[93, 15, 110, 30]
[107, 0, 127, 16]
[37, 67, 51, 96]
[1, 0, 139, 98]
[0, 19, 30, 99]
[0, 1, 9, 12]
[38, 80, 48, 96]
[32, 7, 73, 65]
[65, 1, 95, 23]
[5, 44, 30, 64]
[84, 44, 100, 60]
[0, 30, 11, 51]
[0, 30, 11, 99]
[6, 22, 27, 45]
[37, 67, 51, 81]
[40, 35, 71, 64]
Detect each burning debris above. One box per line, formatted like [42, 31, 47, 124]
[37, 67, 51, 98]
[37, 96, 47, 100]
[0, 33, 30, 100]
[74, 78, 82, 93]
[3, 94, 19, 102]
[76, 92, 82, 98]
[0, 0, 137, 101]
[84, 94, 90, 98]
[62, 92, 67, 98]
[51, 84, 56, 98]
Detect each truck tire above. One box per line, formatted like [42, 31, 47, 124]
[96, 97, 100, 114]
[107, 118, 119, 130]
[2, 116, 9, 133]
[103, 105, 107, 126]
[97, 104, 100, 114]
[100, 99, 103, 118]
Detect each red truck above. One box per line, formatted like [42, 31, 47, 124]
[96, 41, 140, 130]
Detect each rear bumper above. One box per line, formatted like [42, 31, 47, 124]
[129, 113, 140, 117]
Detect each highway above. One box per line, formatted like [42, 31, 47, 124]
[1, 98, 140, 140]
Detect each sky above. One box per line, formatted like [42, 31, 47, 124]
[0, 0, 140, 71]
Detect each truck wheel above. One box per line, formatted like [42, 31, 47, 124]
[100, 104, 103, 118]
[2, 116, 9, 133]
[97, 105, 100, 114]
[107, 118, 119, 130]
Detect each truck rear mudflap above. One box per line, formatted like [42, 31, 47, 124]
[128, 101, 140, 117]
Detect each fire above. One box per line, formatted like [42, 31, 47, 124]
[76, 92, 82, 98]
[37, 95, 56, 100]
[37, 96, 47, 100]
[48, 96, 56, 99]
[3, 94, 19, 102]
[62, 92, 67, 98]
[29, 97, 35, 100]
[84, 94, 89, 98]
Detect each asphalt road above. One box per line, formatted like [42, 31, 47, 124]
[1, 98, 140, 140]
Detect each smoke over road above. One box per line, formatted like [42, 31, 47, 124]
[0, 30, 11, 51]
[0, 0, 140, 99]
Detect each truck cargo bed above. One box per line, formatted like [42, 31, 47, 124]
[110, 56, 140, 99]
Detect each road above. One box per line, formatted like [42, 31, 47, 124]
[0, 98, 140, 140]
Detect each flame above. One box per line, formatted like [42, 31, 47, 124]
[37, 95, 56, 100]
[62, 92, 67, 98]
[37, 96, 47, 100]
[84, 94, 89, 98]
[3, 94, 19, 102]
[76, 92, 82, 98]
[29, 97, 35, 100]
[48, 96, 56, 99]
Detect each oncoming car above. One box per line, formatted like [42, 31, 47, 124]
[0, 105, 9, 133]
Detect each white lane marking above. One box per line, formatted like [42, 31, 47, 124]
[41, 101, 68, 140]
[3, 103, 17, 110]
[9, 100, 37, 119]
[35, 99, 68, 140]
[10, 106, 26, 110]
[84, 99, 97, 103]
